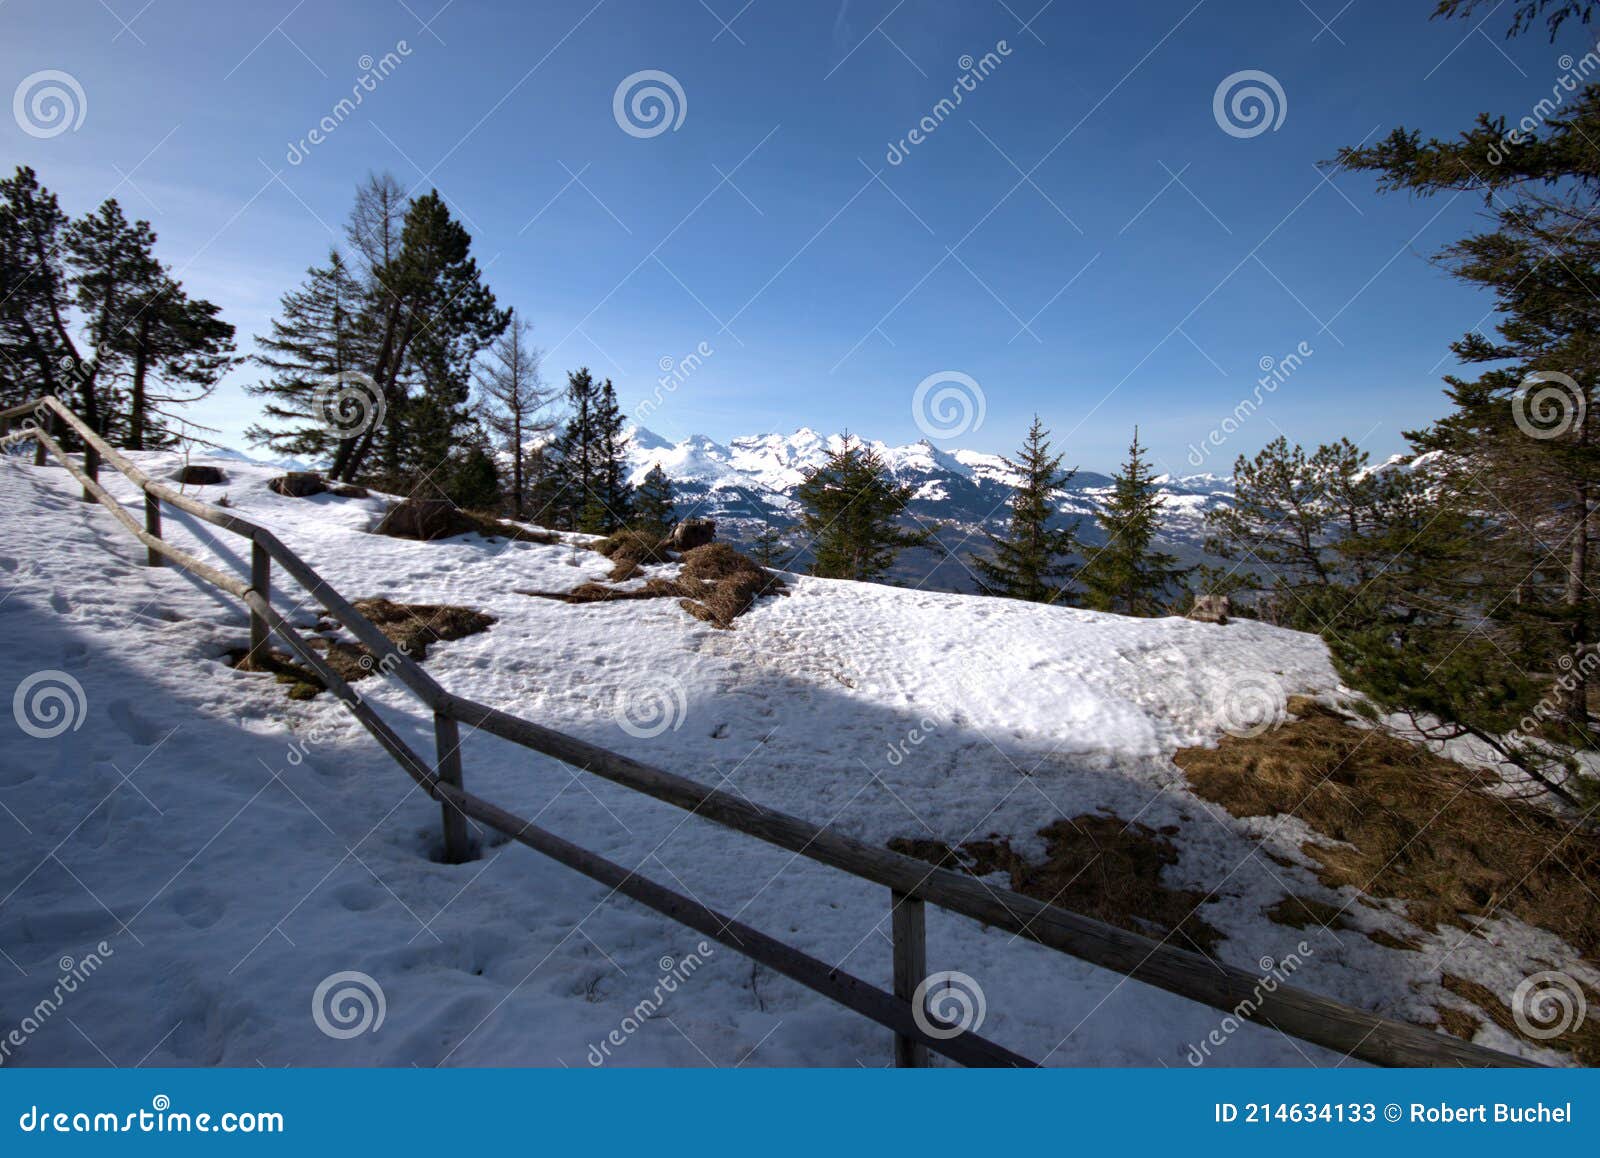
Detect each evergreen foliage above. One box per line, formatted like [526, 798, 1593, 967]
[1079, 428, 1186, 615]
[969, 415, 1079, 603]
[794, 434, 932, 581]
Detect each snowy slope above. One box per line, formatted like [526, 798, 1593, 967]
[622, 426, 1234, 591]
[0, 448, 1578, 1067]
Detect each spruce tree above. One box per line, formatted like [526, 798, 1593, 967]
[592, 377, 632, 530]
[632, 464, 675, 538]
[794, 434, 932, 581]
[970, 416, 1079, 603]
[1080, 428, 1186, 616]
[549, 367, 599, 531]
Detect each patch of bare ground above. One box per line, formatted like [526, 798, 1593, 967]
[229, 598, 494, 699]
[889, 813, 1224, 957]
[521, 542, 786, 629]
[1438, 974, 1600, 1064]
[1175, 696, 1600, 1061]
[1173, 698, 1600, 961]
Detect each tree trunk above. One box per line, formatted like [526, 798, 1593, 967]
[128, 315, 151, 450]
[1560, 485, 1591, 727]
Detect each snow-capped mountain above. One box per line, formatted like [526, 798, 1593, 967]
[624, 427, 1235, 591]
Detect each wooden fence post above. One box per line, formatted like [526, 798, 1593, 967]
[33, 411, 48, 466]
[892, 889, 928, 1067]
[143, 493, 162, 567]
[249, 540, 270, 663]
[434, 713, 472, 864]
[81, 442, 98, 502]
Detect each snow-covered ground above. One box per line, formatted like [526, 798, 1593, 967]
[0, 449, 1580, 1067]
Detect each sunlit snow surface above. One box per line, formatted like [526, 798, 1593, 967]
[0, 450, 1581, 1066]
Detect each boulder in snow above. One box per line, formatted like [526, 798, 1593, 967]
[267, 472, 328, 498]
[175, 464, 226, 486]
[666, 517, 716, 551]
[1189, 594, 1230, 625]
[374, 497, 476, 542]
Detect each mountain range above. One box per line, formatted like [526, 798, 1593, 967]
[623, 427, 1236, 592]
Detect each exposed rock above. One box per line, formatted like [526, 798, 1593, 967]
[373, 497, 477, 541]
[666, 518, 716, 551]
[1189, 593, 1230, 624]
[329, 483, 370, 498]
[175, 464, 226, 486]
[267, 472, 328, 498]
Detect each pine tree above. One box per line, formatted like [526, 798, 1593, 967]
[970, 416, 1079, 603]
[548, 367, 599, 531]
[247, 250, 368, 461]
[632, 464, 675, 538]
[794, 434, 932, 581]
[327, 183, 508, 484]
[0, 167, 78, 414]
[1, 170, 231, 448]
[446, 425, 502, 510]
[1080, 428, 1186, 616]
[548, 368, 632, 532]
[114, 273, 235, 450]
[591, 377, 632, 530]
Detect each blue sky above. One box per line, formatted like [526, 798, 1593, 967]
[0, 0, 1586, 473]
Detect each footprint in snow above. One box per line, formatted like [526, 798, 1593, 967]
[107, 699, 164, 746]
[171, 885, 226, 930]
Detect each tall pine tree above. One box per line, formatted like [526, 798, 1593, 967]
[632, 463, 675, 538]
[1080, 428, 1186, 616]
[794, 434, 932, 581]
[971, 416, 1079, 603]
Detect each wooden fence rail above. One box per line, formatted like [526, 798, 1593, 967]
[0, 395, 1539, 1070]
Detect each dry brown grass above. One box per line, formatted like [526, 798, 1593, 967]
[230, 598, 494, 699]
[890, 814, 1224, 956]
[524, 544, 785, 629]
[1263, 894, 1354, 931]
[1173, 699, 1600, 963]
[1440, 973, 1600, 1064]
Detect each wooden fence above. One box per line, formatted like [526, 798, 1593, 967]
[0, 395, 1538, 1069]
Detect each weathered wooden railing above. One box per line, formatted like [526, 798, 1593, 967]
[0, 394, 1539, 1069]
